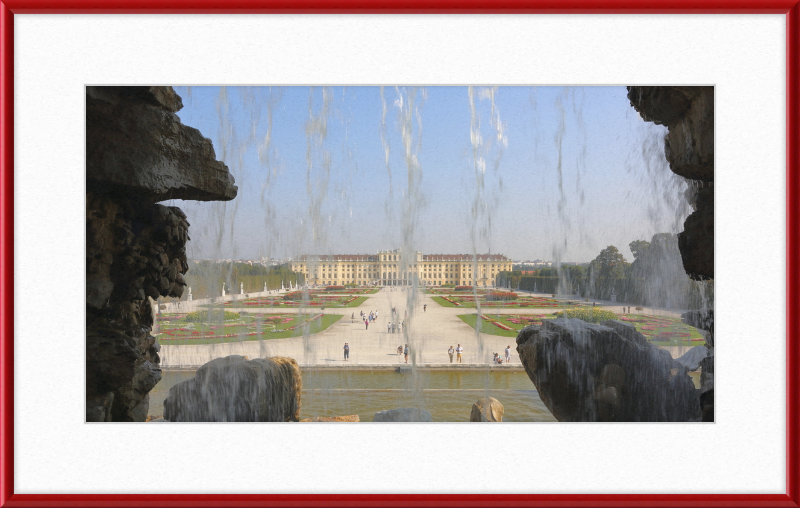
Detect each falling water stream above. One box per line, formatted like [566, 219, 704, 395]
[152, 86, 712, 421]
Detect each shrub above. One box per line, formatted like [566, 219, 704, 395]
[284, 291, 308, 301]
[455, 286, 474, 291]
[441, 284, 455, 288]
[635, 306, 643, 311]
[185, 310, 240, 322]
[555, 307, 617, 323]
[325, 285, 345, 291]
[486, 292, 518, 301]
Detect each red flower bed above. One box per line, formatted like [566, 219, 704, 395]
[486, 292, 518, 301]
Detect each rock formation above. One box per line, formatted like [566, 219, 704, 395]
[373, 408, 433, 422]
[516, 319, 699, 422]
[86, 86, 237, 422]
[627, 86, 714, 281]
[470, 397, 504, 422]
[300, 415, 360, 422]
[163, 356, 302, 422]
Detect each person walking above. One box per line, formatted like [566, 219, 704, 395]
[448, 345, 454, 363]
[424, 304, 427, 312]
[343, 342, 349, 361]
[505, 345, 511, 364]
[351, 312, 354, 323]
[387, 322, 391, 333]
[404, 344, 409, 364]
[456, 344, 463, 363]
[365, 319, 369, 330]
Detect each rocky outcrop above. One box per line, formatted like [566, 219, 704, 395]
[300, 415, 360, 422]
[516, 319, 699, 422]
[86, 86, 237, 422]
[627, 86, 714, 280]
[373, 408, 433, 422]
[163, 356, 302, 422]
[470, 397, 504, 422]
[86, 86, 237, 202]
[682, 309, 714, 421]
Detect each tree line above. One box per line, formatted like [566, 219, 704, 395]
[178, 261, 305, 300]
[498, 233, 713, 310]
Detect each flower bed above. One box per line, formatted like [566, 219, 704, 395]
[158, 312, 328, 341]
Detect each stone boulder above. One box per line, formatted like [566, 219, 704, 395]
[163, 356, 302, 422]
[86, 86, 237, 202]
[300, 415, 360, 422]
[373, 408, 432, 422]
[516, 318, 699, 422]
[470, 397, 504, 422]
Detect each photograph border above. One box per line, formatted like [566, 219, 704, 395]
[1, 3, 798, 507]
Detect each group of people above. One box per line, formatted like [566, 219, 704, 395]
[493, 346, 512, 364]
[353, 310, 379, 330]
[396, 344, 410, 363]
[447, 344, 464, 363]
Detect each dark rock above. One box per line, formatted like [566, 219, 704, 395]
[86, 86, 237, 202]
[678, 183, 714, 280]
[163, 356, 302, 422]
[516, 318, 699, 422]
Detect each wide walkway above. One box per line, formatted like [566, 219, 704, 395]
[159, 288, 692, 368]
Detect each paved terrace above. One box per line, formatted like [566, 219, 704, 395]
[159, 288, 692, 368]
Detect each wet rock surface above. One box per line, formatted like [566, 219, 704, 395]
[86, 86, 238, 202]
[627, 86, 714, 281]
[373, 408, 433, 422]
[516, 318, 700, 422]
[470, 397, 504, 422]
[164, 356, 302, 422]
[86, 87, 236, 421]
[300, 415, 360, 422]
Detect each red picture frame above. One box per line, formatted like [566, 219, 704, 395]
[1, 3, 798, 507]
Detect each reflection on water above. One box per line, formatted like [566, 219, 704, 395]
[149, 368, 702, 422]
[149, 368, 557, 422]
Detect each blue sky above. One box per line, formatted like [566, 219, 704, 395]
[168, 86, 688, 263]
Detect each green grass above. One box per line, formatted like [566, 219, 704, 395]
[157, 314, 343, 345]
[431, 296, 459, 307]
[456, 312, 706, 346]
[340, 296, 370, 307]
[457, 314, 521, 337]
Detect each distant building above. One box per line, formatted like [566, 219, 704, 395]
[291, 248, 512, 286]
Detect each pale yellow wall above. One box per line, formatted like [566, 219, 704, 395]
[292, 254, 511, 285]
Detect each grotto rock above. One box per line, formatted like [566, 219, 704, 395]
[470, 397, 504, 422]
[300, 415, 360, 422]
[373, 408, 433, 422]
[627, 86, 714, 281]
[516, 318, 699, 422]
[679, 183, 714, 280]
[163, 356, 302, 422]
[86, 86, 237, 202]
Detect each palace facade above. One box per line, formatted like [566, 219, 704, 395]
[291, 249, 512, 287]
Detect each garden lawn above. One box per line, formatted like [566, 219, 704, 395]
[156, 313, 342, 345]
[457, 314, 522, 337]
[457, 312, 705, 346]
[214, 293, 370, 308]
[430, 294, 586, 309]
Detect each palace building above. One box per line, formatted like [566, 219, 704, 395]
[291, 249, 512, 287]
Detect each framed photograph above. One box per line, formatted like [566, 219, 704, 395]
[1, 4, 798, 507]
